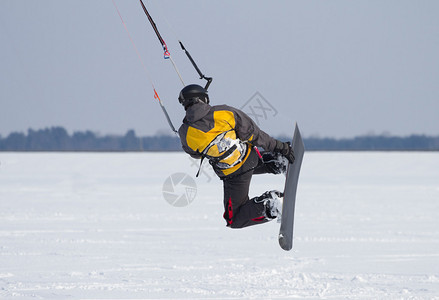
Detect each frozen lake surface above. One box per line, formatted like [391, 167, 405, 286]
[0, 152, 438, 299]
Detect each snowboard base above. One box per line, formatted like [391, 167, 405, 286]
[278, 123, 305, 251]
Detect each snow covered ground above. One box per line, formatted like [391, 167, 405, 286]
[0, 152, 438, 299]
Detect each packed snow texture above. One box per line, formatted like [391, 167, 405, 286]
[0, 152, 438, 299]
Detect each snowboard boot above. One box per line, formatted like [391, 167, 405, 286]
[253, 190, 284, 222]
[262, 152, 289, 175]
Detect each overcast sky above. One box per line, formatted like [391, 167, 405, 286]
[1, 0, 438, 138]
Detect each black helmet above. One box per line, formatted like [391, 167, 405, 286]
[178, 84, 209, 109]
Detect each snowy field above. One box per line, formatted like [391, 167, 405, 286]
[0, 152, 438, 299]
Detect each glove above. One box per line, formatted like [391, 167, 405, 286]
[274, 140, 295, 164]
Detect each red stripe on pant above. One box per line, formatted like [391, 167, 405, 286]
[251, 216, 265, 222]
[223, 197, 233, 226]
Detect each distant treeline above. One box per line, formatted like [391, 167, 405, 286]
[1, 127, 438, 151]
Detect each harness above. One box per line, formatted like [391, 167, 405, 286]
[196, 129, 248, 177]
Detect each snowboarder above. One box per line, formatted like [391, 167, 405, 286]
[178, 84, 295, 228]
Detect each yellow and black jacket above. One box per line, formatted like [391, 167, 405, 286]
[178, 102, 277, 178]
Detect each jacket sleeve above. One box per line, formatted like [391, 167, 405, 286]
[229, 106, 277, 152]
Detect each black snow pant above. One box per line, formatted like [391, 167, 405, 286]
[222, 149, 280, 228]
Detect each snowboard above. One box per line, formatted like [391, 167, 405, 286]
[278, 123, 305, 251]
